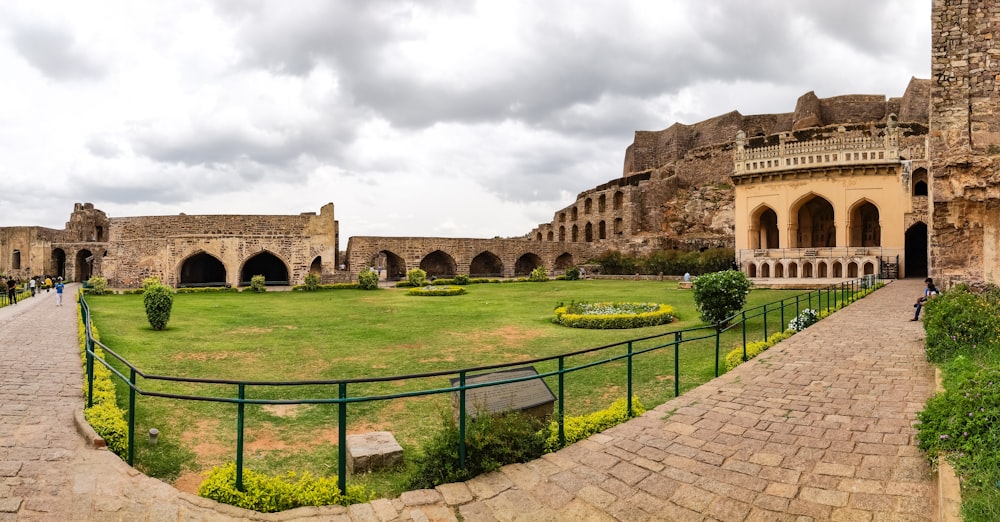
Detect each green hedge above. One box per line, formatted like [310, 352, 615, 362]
[291, 283, 362, 291]
[77, 295, 129, 456]
[406, 285, 468, 296]
[552, 302, 674, 329]
[198, 463, 374, 512]
[543, 396, 645, 452]
[724, 330, 794, 372]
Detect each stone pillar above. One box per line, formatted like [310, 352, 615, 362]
[929, 0, 1000, 288]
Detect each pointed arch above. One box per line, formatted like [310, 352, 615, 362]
[180, 251, 227, 287]
[789, 193, 836, 248]
[848, 199, 881, 247]
[749, 203, 780, 249]
[240, 251, 289, 286]
[470, 251, 504, 278]
[554, 253, 574, 270]
[419, 250, 457, 278]
[514, 253, 543, 277]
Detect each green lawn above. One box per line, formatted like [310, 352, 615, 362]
[85, 280, 827, 496]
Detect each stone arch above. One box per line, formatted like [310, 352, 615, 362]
[571, 207, 578, 221]
[598, 194, 606, 212]
[554, 253, 574, 270]
[180, 252, 227, 287]
[749, 204, 780, 249]
[559, 212, 566, 223]
[240, 251, 289, 286]
[11, 249, 21, 270]
[614, 218, 623, 235]
[547, 230, 554, 241]
[774, 262, 785, 278]
[832, 261, 843, 278]
[419, 250, 457, 278]
[514, 253, 543, 277]
[848, 199, 881, 247]
[747, 263, 757, 277]
[585, 222, 593, 242]
[558, 226, 566, 242]
[788, 262, 798, 278]
[379, 250, 407, 281]
[863, 261, 875, 275]
[847, 262, 859, 278]
[790, 193, 836, 248]
[571, 225, 579, 242]
[817, 261, 828, 278]
[309, 256, 322, 275]
[584, 198, 593, 214]
[802, 261, 813, 278]
[51, 248, 67, 279]
[912, 167, 928, 196]
[470, 251, 504, 278]
[535, 232, 543, 241]
[613, 191, 624, 210]
[76, 249, 94, 281]
[599, 221, 607, 240]
[760, 263, 771, 278]
[905, 222, 928, 278]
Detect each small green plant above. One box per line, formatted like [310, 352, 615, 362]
[691, 270, 752, 326]
[87, 275, 109, 295]
[141, 277, 162, 292]
[250, 275, 267, 293]
[143, 284, 174, 330]
[303, 273, 320, 291]
[357, 268, 379, 290]
[725, 330, 793, 371]
[528, 266, 549, 282]
[543, 397, 645, 451]
[924, 285, 1000, 363]
[407, 411, 546, 490]
[407, 285, 467, 296]
[564, 266, 581, 280]
[454, 274, 470, 285]
[406, 268, 427, 287]
[198, 463, 374, 512]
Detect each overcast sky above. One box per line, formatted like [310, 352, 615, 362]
[0, 1, 930, 243]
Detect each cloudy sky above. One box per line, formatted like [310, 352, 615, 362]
[0, 1, 930, 242]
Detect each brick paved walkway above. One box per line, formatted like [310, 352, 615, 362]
[0, 279, 937, 521]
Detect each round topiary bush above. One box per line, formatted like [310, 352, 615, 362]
[143, 284, 175, 330]
[553, 302, 675, 329]
[406, 285, 467, 296]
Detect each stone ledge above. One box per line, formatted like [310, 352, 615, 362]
[73, 408, 106, 449]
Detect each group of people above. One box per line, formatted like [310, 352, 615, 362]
[4, 275, 65, 306]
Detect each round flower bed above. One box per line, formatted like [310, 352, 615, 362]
[553, 302, 675, 329]
[406, 285, 467, 296]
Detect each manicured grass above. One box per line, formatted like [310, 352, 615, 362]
[84, 280, 831, 496]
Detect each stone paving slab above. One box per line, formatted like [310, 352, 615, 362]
[0, 280, 938, 520]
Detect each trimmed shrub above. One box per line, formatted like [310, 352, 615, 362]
[564, 266, 581, 280]
[407, 268, 427, 287]
[406, 411, 547, 490]
[543, 397, 646, 452]
[692, 270, 753, 325]
[176, 286, 238, 294]
[725, 330, 793, 371]
[528, 266, 549, 282]
[553, 302, 674, 329]
[77, 301, 128, 457]
[303, 273, 320, 291]
[198, 463, 374, 512]
[250, 275, 267, 293]
[141, 277, 162, 292]
[143, 284, 174, 330]
[454, 274, 470, 285]
[87, 275, 109, 295]
[357, 268, 379, 290]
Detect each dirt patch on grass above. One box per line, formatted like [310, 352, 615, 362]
[228, 326, 274, 334]
[170, 351, 260, 363]
[181, 419, 230, 460]
[173, 471, 204, 494]
[449, 325, 546, 348]
[262, 404, 304, 418]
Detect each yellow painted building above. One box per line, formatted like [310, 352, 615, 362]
[732, 120, 929, 280]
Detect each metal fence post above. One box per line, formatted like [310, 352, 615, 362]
[626, 342, 633, 416]
[741, 311, 747, 361]
[338, 383, 347, 496]
[558, 356, 566, 447]
[458, 372, 467, 470]
[128, 369, 136, 466]
[673, 332, 681, 397]
[236, 383, 245, 491]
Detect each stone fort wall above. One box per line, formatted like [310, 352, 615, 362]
[929, 0, 1000, 288]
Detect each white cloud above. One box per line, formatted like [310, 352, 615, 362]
[0, 0, 931, 243]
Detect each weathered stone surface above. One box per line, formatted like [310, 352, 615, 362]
[345, 431, 403, 474]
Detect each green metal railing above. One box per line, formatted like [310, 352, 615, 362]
[81, 274, 882, 494]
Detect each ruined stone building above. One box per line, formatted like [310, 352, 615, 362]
[0, 203, 340, 289]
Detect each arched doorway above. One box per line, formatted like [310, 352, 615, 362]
[240, 252, 289, 286]
[793, 195, 836, 247]
[310, 257, 322, 275]
[76, 249, 93, 281]
[849, 201, 881, 247]
[51, 248, 66, 279]
[180, 253, 227, 287]
[554, 253, 574, 270]
[419, 250, 457, 278]
[751, 206, 780, 249]
[514, 253, 543, 277]
[905, 222, 928, 278]
[470, 251, 503, 278]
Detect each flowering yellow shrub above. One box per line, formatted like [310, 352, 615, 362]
[553, 302, 674, 329]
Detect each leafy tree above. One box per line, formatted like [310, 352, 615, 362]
[691, 270, 752, 325]
[357, 268, 378, 290]
[143, 284, 174, 330]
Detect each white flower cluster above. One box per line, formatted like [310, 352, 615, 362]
[788, 308, 819, 332]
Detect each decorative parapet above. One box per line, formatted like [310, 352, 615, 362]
[733, 123, 901, 177]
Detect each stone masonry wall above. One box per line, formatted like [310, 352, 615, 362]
[929, 0, 1000, 288]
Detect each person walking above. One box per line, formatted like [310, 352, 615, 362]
[6, 278, 17, 305]
[55, 279, 65, 307]
[29, 277, 36, 296]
